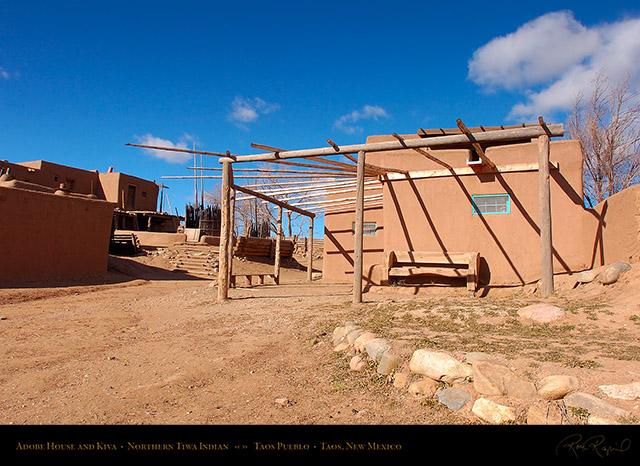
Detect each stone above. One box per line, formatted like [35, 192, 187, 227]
[437, 388, 471, 410]
[365, 338, 391, 361]
[564, 392, 630, 420]
[392, 372, 410, 389]
[346, 329, 364, 345]
[537, 375, 580, 400]
[472, 360, 537, 400]
[333, 341, 350, 352]
[472, 398, 517, 424]
[409, 350, 473, 384]
[408, 378, 439, 398]
[599, 262, 632, 285]
[575, 267, 604, 284]
[465, 352, 503, 365]
[517, 303, 565, 324]
[349, 355, 367, 372]
[332, 326, 348, 346]
[332, 322, 359, 346]
[353, 332, 376, 353]
[377, 352, 403, 375]
[527, 402, 567, 425]
[598, 381, 640, 400]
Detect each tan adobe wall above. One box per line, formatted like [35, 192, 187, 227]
[0, 185, 116, 284]
[114, 230, 187, 248]
[99, 173, 159, 211]
[323, 136, 596, 287]
[11, 160, 102, 195]
[584, 183, 640, 267]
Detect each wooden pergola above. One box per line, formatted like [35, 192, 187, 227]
[128, 118, 563, 303]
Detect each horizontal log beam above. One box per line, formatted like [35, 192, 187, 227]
[218, 124, 565, 163]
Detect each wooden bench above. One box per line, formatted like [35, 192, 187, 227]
[231, 274, 278, 287]
[385, 251, 480, 295]
[109, 233, 139, 256]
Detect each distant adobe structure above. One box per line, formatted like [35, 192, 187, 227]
[0, 159, 179, 284]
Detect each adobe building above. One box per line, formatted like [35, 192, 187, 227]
[0, 159, 180, 284]
[322, 129, 640, 292]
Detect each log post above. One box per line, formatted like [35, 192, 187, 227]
[274, 206, 282, 284]
[218, 160, 232, 301]
[353, 150, 366, 303]
[227, 188, 235, 285]
[538, 134, 554, 297]
[307, 216, 314, 282]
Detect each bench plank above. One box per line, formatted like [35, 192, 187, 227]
[386, 250, 479, 295]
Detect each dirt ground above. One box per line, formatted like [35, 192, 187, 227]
[1, 249, 640, 430]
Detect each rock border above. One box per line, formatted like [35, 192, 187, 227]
[331, 320, 637, 425]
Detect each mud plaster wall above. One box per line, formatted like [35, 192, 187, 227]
[99, 173, 159, 211]
[0, 186, 116, 284]
[4, 160, 102, 196]
[585, 183, 640, 267]
[114, 230, 187, 248]
[323, 136, 596, 287]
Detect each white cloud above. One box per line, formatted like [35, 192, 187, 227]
[468, 11, 640, 120]
[1, 67, 11, 80]
[134, 134, 194, 164]
[227, 96, 280, 127]
[334, 105, 389, 134]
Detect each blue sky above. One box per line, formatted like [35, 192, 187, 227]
[2, 1, 639, 236]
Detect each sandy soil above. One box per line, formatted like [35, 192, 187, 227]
[1, 250, 640, 431]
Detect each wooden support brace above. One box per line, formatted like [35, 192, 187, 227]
[456, 119, 496, 169]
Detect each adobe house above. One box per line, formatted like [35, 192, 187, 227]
[0, 159, 184, 284]
[322, 125, 639, 294]
[0, 159, 180, 233]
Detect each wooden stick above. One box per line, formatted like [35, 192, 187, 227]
[125, 142, 233, 158]
[392, 133, 455, 170]
[267, 158, 358, 173]
[228, 188, 236, 284]
[186, 166, 355, 176]
[232, 183, 315, 218]
[162, 173, 356, 179]
[342, 151, 408, 175]
[456, 119, 496, 169]
[218, 161, 232, 301]
[287, 193, 383, 208]
[538, 133, 554, 297]
[353, 150, 366, 304]
[307, 216, 314, 282]
[274, 206, 282, 285]
[238, 181, 382, 202]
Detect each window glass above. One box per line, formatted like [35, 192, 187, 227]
[472, 194, 510, 215]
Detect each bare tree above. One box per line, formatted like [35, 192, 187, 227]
[567, 71, 640, 206]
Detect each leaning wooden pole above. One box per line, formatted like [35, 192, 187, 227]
[353, 150, 366, 303]
[274, 206, 282, 284]
[218, 161, 232, 301]
[307, 216, 314, 282]
[537, 134, 554, 296]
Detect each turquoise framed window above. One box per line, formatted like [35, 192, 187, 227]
[472, 194, 511, 215]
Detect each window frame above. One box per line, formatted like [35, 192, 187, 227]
[471, 194, 511, 215]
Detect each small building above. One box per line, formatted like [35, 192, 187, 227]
[322, 127, 640, 291]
